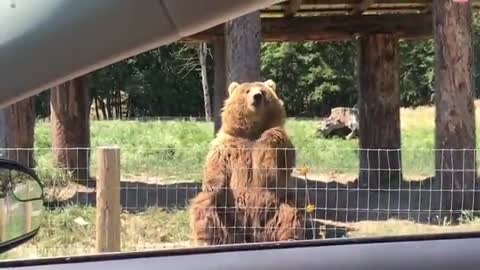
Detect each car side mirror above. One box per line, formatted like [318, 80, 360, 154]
[0, 159, 44, 254]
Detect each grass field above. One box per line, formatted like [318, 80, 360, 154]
[33, 102, 480, 181]
[3, 103, 480, 259]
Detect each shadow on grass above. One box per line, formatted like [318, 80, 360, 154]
[45, 180, 202, 213]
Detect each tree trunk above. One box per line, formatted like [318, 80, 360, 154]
[50, 77, 91, 182]
[98, 98, 107, 120]
[116, 90, 121, 119]
[0, 109, 7, 159]
[94, 97, 100, 120]
[433, 0, 476, 221]
[125, 96, 131, 119]
[4, 98, 35, 167]
[213, 13, 262, 134]
[213, 36, 227, 134]
[225, 11, 262, 83]
[198, 42, 212, 122]
[106, 97, 112, 120]
[357, 34, 402, 189]
[128, 97, 135, 118]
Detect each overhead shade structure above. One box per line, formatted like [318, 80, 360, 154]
[0, 0, 281, 108]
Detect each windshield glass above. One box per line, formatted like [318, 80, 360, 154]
[1, 0, 480, 262]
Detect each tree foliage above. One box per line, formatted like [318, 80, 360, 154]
[261, 41, 357, 116]
[87, 44, 214, 119]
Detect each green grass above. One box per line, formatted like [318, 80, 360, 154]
[1, 206, 190, 259]
[33, 104, 477, 183]
[34, 120, 213, 183]
[33, 116, 425, 183]
[4, 206, 480, 260]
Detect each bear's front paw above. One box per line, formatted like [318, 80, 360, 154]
[202, 182, 224, 193]
[258, 127, 288, 146]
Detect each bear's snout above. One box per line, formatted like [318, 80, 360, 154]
[253, 92, 263, 105]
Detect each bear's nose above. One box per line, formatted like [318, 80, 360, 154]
[253, 93, 263, 104]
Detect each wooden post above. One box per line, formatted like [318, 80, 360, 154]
[0, 108, 7, 159]
[357, 33, 402, 189]
[23, 201, 32, 232]
[23, 183, 32, 232]
[213, 35, 227, 134]
[4, 98, 35, 167]
[225, 11, 262, 83]
[0, 199, 7, 241]
[96, 146, 121, 253]
[433, 0, 476, 221]
[214, 12, 262, 134]
[51, 77, 91, 183]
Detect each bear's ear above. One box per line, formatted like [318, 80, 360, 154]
[264, 79, 276, 91]
[228, 82, 240, 96]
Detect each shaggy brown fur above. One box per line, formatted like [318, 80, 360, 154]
[241, 190, 304, 242]
[190, 80, 303, 246]
[252, 126, 296, 203]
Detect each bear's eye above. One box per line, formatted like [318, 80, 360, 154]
[246, 89, 250, 94]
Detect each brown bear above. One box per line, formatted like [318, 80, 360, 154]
[189, 80, 304, 246]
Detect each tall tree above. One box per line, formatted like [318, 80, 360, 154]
[433, 0, 476, 221]
[0, 98, 35, 167]
[198, 43, 212, 121]
[50, 77, 91, 182]
[357, 34, 401, 189]
[225, 11, 262, 83]
[213, 36, 227, 134]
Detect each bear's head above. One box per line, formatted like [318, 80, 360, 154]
[220, 80, 286, 139]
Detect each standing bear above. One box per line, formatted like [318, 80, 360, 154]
[189, 79, 304, 246]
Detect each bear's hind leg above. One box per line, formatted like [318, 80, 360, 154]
[190, 190, 247, 246]
[261, 203, 305, 242]
[190, 191, 230, 246]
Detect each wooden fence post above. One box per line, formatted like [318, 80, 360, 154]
[0, 199, 7, 241]
[23, 201, 32, 232]
[96, 146, 121, 253]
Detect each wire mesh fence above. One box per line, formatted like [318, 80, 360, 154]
[36, 116, 327, 123]
[1, 146, 480, 259]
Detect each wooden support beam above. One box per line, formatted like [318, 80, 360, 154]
[300, 0, 468, 5]
[212, 13, 262, 134]
[357, 33, 401, 189]
[183, 14, 433, 42]
[283, 0, 302, 17]
[213, 34, 227, 134]
[225, 11, 262, 83]
[433, 0, 477, 221]
[350, 0, 375, 15]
